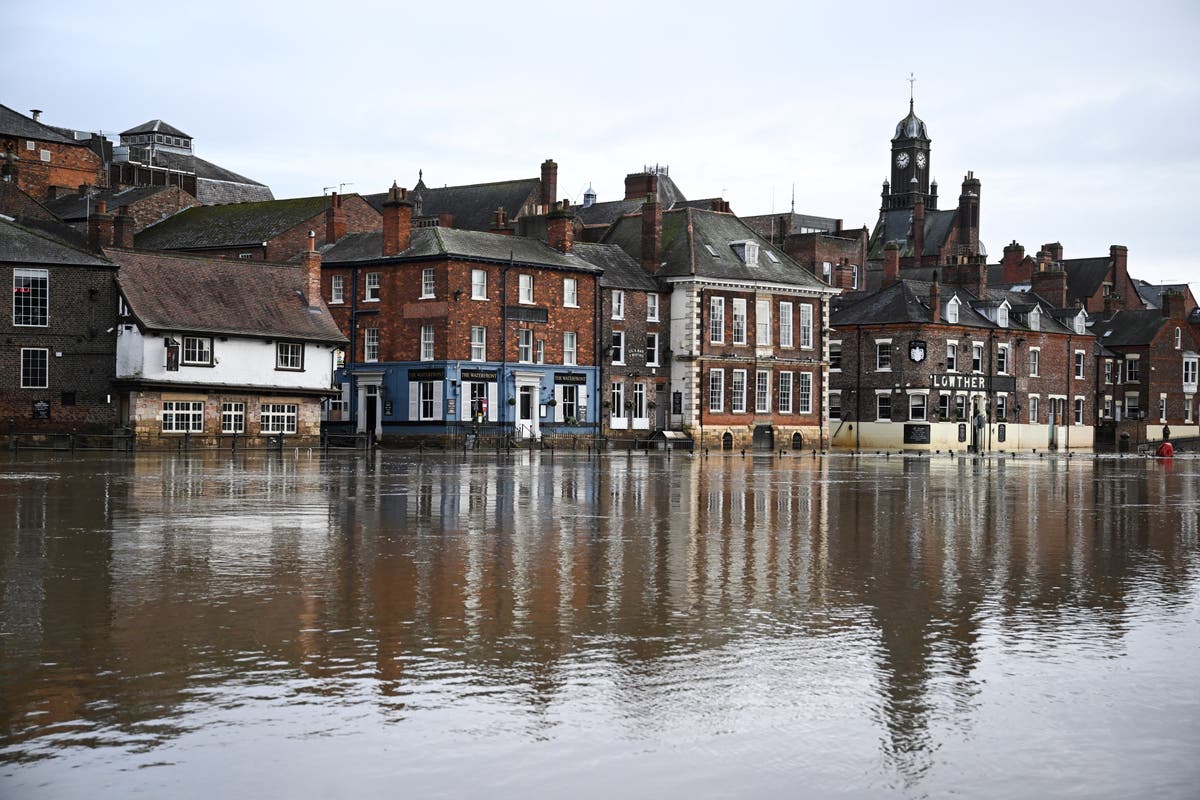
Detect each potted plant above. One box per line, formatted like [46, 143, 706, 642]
[507, 397, 517, 406]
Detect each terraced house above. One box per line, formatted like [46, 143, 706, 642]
[601, 197, 837, 451]
[322, 185, 601, 444]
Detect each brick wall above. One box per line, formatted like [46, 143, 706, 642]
[601, 287, 670, 437]
[127, 390, 323, 447]
[0, 263, 119, 432]
[8, 140, 106, 201]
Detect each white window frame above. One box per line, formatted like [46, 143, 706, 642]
[182, 336, 213, 366]
[611, 330, 625, 365]
[946, 341, 958, 372]
[221, 401, 245, 434]
[1029, 395, 1040, 424]
[1077, 397, 1088, 426]
[829, 339, 842, 371]
[876, 391, 892, 421]
[471, 269, 488, 300]
[563, 331, 577, 366]
[779, 302, 794, 348]
[647, 294, 659, 322]
[909, 391, 928, 421]
[330, 274, 344, 304]
[364, 328, 379, 362]
[972, 342, 984, 373]
[997, 344, 1010, 375]
[365, 272, 381, 302]
[731, 369, 747, 413]
[779, 371, 793, 414]
[709, 369, 724, 412]
[799, 303, 813, 350]
[756, 300, 771, 346]
[732, 299, 747, 345]
[1074, 350, 1086, 380]
[1029, 347, 1040, 377]
[646, 332, 659, 366]
[798, 371, 813, 415]
[611, 290, 625, 320]
[420, 325, 434, 361]
[470, 326, 486, 362]
[876, 339, 893, 371]
[563, 277, 578, 308]
[420, 268, 435, 299]
[518, 329, 534, 363]
[710, 297, 725, 343]
[518, 274, 534, 304]
[162, 400, 204, 433]
[946, 297, 959, 324]
[755, 369, 771, 413]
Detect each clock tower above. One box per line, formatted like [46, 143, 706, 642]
[881, 93, 934, 212]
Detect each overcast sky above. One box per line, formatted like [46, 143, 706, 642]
[6, 0, 1198, 294]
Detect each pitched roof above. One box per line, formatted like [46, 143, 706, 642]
[868, 207, 959, 259]
[573, 243, 659, 290]
[0, 104, 77, 145]
[1091, 309, 1167, 347]
[1134, 280, 1197, 310]
[1060, 257, 1111, 303]
[107, 248, 345, 343]
[45, 185, 175, 221]
[322, 227, 601, 273]
[0, 216, 111, 266]
[602, 208, 830, 289]
[120, 120, 192, 138]
[135, 195, 335, 249]
[364, 178, 540, 232]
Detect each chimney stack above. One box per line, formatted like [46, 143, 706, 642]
[30, 109, 42, 122]
[625, 171, 659, 201]
[1002, 240, 1027, 283]
[381, 183, 413, 257]
[1109, 245, 1129, 303]
[540, 159, 558, 213]
[546, 200, 574, 253]
[958, 171, 981, 255]
[302, 231, 323, 308]
[1161, 289, 1186, 320]
[325, 192, 346, 244]
[930, 271, 941, 323]
[113, 205, 135, 248]
[642, 193, 662, 273]
[1031, 265, 1068, 307]
[1042, 241, 1063, 263]
[882, 242, 900, 287]
[490, 207, 513, 236]
[89, 203, 114, 250]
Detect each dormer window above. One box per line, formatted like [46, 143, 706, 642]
[703, 244, 719, 258]
[1074, 312, 1086, 335]
[730, 240, 759, 267]
[1028, 306, 1041, 331]
[997, 303, 1009, 328]
[945, 296, 960, 324]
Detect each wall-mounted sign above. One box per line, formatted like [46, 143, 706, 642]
[930, 373, 1015, 393]
[554, 372, 587, 385]
[409, 368, 445, 381]
[461, 369, 498, 382]
[909, 340, 927, 363]
[903, 423, 930, 444]
[383, 400, 394, 416]
[32, 400, 50, 419]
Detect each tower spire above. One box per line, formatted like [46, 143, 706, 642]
[908, 72, 916, 111]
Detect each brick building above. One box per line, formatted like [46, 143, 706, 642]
[45, 184, 200, 235]
[601, 199, 838, 451]
[106, 241, 345, 447]
[0, 105, 107, 202]
[993, 240, 1146, 315]
[573, 237, 670, 441]
[0, 216, 119, 434]
[134, 192, 379, 262]
[830, 246, 1095, 452]
[322, 185, 602, 443]
[1092, 290, 1199, 444]
[741, 212, 870, 290]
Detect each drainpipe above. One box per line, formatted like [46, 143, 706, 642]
[855, 324, 862, 451]
[1065, 333, 1073, 451]
[501, 253, 511, 437]
[349, 264, 360, 430]
[593, 271, 602, 443]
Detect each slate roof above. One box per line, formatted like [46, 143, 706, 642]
[121, 120, 192, 138]
[1091, 310, 1167, 348]
[107, 248, 345, 343]
[322, 227, 601, 273]
[0, 216, 111, 266]
[740, 212, 843, 242]
[1134, 280, 1196, 310]
[363, 178, 540, 232]
[573, 243, 659, 290]
[575, 175, 698, 229]
[134, 195, 336, 249]
[0, 104, 77, 145]
[45, 185, 173, 221]
[868, 207, 959, 259]
[832, 280, 991, 329]
[1060, 257, 1111, 304]
[602, 207, 829, 289]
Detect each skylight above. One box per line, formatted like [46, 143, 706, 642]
[704, 244, 719, 257]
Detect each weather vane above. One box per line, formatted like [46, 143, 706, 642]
[908, 72, 916, 105]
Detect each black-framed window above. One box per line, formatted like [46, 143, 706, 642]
[20, 348, 48, 388]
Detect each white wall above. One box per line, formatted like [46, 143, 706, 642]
[116, 327, 336, 391]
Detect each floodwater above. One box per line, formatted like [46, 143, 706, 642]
[0, 450, 1197, 800]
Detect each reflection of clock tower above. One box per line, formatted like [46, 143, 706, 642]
[881, 97, 935, 212]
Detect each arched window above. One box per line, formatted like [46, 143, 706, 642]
[946, 297, 959, 324]
[791, 432, 803, 450]
[722, 432, 733, 451]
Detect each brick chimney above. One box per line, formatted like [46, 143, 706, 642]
[1042, 241, 1063, 263]
[1161, 289, 1186, 320]
[625, 171, 658, 201]
[957, 171, 981, 255]
[381, 183, 413, 257]
[89, 201, 113, 250]
[546, 200, 574, 253]
[490, 207, 513, 236]
[301, 231, 323, 308]
[882, 241, 900, 287]
[540, 159, 558, 213]
[113, 205, 135, 248]
[912, 197, 924, 269]
[1031, 265, 1068, 307]
[642, 193, 662, 273]
[930, 271, 941, 323]
[325, 192, 346, 244]
[1109, 244, 1129, 300]
[1002, 240, 1027, 283]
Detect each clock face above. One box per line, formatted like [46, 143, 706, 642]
[896, 152, 910, 169]
[916, 152, 926, 169]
